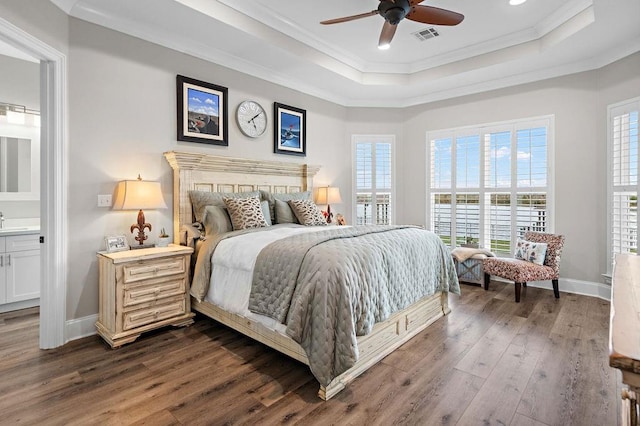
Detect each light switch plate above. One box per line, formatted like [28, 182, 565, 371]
[97, 194, 112, 207]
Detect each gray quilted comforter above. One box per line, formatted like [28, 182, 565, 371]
[248, 225, 459, 386]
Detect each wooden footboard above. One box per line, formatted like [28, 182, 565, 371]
[192, 291, 449, 400]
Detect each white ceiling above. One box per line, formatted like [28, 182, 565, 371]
[49, 0, 640, 107]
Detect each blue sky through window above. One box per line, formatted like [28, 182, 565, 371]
[356, 142, 392, 190]
[432, 127, 547, 190]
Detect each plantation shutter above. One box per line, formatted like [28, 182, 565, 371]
[610, 101, 639, 263]
[353, 136, 394, 225]
[427, 116, 552, 254]
[430, 137, 453, 242]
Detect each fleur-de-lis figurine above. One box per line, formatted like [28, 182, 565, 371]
[131, 209, 151, 245]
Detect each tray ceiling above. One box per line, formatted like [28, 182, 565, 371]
[50, 0, 640, 107]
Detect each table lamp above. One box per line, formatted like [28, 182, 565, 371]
[112, 175, 167, 246]
[315, 186, 342, 224]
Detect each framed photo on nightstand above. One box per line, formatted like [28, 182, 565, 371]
[105, 235, 129, 253]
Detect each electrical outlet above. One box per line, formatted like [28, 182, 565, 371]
[97, 194, 112, 207]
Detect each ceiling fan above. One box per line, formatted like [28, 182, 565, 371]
[320, 0, 464, 49]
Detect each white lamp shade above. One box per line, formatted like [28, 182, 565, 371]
[112, 179, 167, 210]
[315, 186, 342, 205]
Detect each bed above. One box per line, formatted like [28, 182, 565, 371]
[164, 150, 459, 400]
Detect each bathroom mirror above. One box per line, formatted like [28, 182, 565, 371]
[0, 136, 31, 192]
[0, 126, 39, 200]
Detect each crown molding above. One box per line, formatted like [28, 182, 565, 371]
[60, 0, 639, 108]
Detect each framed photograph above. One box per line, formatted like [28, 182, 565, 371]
[177, 75, 228, 146]
[274, 102, 306, 156]
[105, 235, 129, 253]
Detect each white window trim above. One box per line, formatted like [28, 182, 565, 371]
[607, 96, 640, 274]
[352, 135, 396, 225]
[425, 115, 555, 252]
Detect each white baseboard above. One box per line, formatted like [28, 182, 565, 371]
[0, 298, 39, 313]
[65, 314, 98, 344]
[492, 277, 611, 301]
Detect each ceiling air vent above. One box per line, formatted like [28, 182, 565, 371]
[413, 27, 439, 41]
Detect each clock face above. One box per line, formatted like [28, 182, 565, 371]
[236, 100, 267, 138]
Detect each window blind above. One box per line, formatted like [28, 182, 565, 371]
[609, 100, 639, 265]
[353, 136, 395, 226]
[427, 116, 552, 253]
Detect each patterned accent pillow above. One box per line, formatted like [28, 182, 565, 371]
[287, 199, 328, 226]
[223, 197, 268, 230]
[514, 238, 548, 265]
[189, 190, 260, 223]
[260, 190, 312, 224]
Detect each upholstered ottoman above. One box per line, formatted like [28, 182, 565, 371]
[452, 253, 488, 285]
[451, 247, 495, 286]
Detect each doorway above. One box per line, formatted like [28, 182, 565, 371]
[0, 17, 67, 349]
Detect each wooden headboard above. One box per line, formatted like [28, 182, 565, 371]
[163, 151, 321, 242]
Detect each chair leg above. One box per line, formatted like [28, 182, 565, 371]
[522, 282, 527, 288]
[552, 279, 560, 298]
[514, 282, 522, 303]
[484, 273, 491, 291]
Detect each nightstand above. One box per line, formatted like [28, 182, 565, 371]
[96, 245, 194, 348]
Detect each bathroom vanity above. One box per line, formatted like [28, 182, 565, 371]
[0, 227, 40, 313]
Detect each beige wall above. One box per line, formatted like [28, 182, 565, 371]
[0, 0, 68, 56]
[2, 1, 640, 323]
[397, 53, 640, 284]
[67, 19, 349, 318]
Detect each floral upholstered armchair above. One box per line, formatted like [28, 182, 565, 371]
[482, 231, 565, 303]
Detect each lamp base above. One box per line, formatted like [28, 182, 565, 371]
[131, 209, 152, 246]
[130, 243, 156, 250]
[326, 204, 333, 224]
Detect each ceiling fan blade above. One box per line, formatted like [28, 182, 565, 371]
[378, 21, 398, 47]
[406, 5, 464, 26]
[409, 0, 426, 5]
[320, 10, 378, 25]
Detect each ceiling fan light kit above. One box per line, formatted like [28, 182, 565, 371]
[378, 0, 411, 25]
[320, 0, 464, 49]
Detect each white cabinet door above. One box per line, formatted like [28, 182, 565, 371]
[0, 254, 6, 304]
[0, 237, 5, 303]
[5, 249, 40, 303]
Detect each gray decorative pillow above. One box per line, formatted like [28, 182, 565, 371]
[223, 196, 268, 230]
[260, 190, 312, 223]
[202, 205, 233, 236]
[260, 200, 272, 226]
[288, 199, 328, 226]
[189, 190, 260, 223]
[275, 199, 299, 224]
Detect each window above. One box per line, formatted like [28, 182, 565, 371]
[608, 97, 640, 270]
[427, 117, 553, 255]
[353, 135, 395, 225]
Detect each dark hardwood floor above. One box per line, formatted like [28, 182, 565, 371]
[0, 282, 622, 425]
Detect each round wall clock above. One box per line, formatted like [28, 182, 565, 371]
[236, 100, 267, 138]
